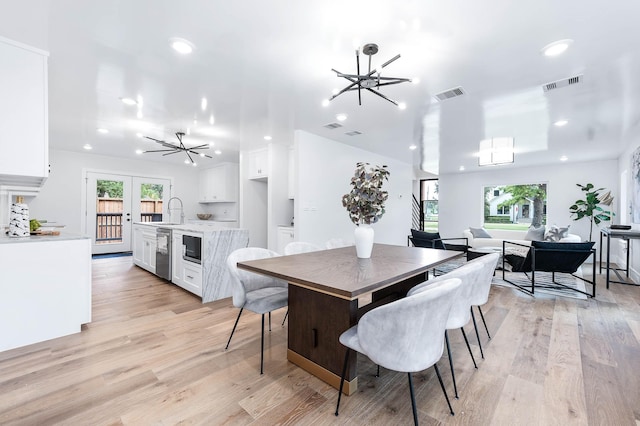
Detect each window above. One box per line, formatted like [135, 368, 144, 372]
[483, 183, 547, 230]
[420, 179, 439, 231]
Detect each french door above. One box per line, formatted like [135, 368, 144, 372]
[85, 172, 171, 254]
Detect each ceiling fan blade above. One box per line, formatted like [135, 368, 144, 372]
[363, 87, 399, 106]
[144, 148, 179, 153]
[188, 150, 213, 158]
[356, 49, 362, 106]
[185, 150, 195, 164]
[161, 151, 182, 156]
[189, 144, 210, 150]
[380, 54, 401, 70]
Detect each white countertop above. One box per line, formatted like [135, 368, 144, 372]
[0, 232, 90, 244]
[133, 222, 242, 233]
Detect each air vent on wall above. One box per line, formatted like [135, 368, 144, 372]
[345, 130, 362, 136]
[323, 122, 343, 129]
[542, 74, 583, 92]
[434, 86, 465, 102]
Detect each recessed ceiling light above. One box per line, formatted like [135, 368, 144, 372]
[336, 113, 348, 121]
[209, 114, 215, 125]
[459, 166, 465, 171]
[136, 132, 143, 138]
[136, 110, 143, 119]
[83, 144, 92, 150]
[541, 39, 573, 57]
[264, 135, 272, 140]
[560, 155, 568, 162]
[120, 97, 137, 106]
[201, 97, 207, 111]
[135, 149, 143, 155]
[398, 102, 407, 110]
[169, 37, 195, 54]
[97, 128, 109, 134]
[208, 141, 215, 146]
[409, 144, 417, 150]
[214, 149, 222, 155]
[184, 159, 190, 164]
[554, 119, 569, 127]
[186, 128, 191, 135]
[321, 99, 330, 107]
[412, 78, 420, 84]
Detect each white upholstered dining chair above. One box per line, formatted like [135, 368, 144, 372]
[407, 261, 484, 399]
[225, 247, 288, 374]
[467, 252, 500, 359]
[335, 277, 462, 424]
[283, 241, 322, 255]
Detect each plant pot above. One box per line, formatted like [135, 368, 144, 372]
[354, 223, 374, 258]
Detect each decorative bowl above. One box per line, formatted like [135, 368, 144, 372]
[196, 213, 213, 220]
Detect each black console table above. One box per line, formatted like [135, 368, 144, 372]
[599, 227, 640, 288]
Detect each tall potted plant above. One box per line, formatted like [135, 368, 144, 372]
[569, 183, 613, 241]
[342, 162, 390, 258]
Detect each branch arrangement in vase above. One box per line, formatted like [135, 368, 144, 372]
[342, 162, 390, 225]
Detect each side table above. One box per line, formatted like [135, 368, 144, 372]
[599, 227, 640, 288]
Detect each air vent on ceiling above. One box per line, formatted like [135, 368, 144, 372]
[542, 74, 583, 92]
[434, 86, 465, 102]
[345, 130, 362, 136]
[323, 122, 343, 129]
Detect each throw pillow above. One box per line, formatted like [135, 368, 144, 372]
[524, 225, 545, 241]
[469, 227, 492, 238]
[544, 225, 570, 242]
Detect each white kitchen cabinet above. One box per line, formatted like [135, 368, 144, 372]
[171, 230, 203, 297]
[132, 224, 156, 273]
[0, 36, 49, 186]
[247, 148, 269, 180]
[277, 226, 295, 254]
[198, 163, 239, 202]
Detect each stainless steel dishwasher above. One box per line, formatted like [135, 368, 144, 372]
[156, 227, 172, 280]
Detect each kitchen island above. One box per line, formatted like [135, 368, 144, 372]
[132, 222, 249, 303]
[0, 232, 91, 352]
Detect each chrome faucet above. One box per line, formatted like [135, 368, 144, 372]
[167, 197, 184, 224]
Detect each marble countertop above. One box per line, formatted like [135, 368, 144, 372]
[0, 232, 90, 244]
[133, 222, 242, 233]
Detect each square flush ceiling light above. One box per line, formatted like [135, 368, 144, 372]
[478, 137, 514, 166]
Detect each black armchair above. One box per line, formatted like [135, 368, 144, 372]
[502, 240, 596, 298]
[407, 229, 469, 253]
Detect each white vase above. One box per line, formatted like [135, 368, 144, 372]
[354, 223, 374, 258]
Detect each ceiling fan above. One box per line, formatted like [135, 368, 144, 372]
[143, 131, 212, 165]
[329, 43, 412, 107]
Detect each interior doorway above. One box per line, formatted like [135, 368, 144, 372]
[85, 172, 171, 254]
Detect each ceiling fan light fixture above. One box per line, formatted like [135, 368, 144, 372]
[143, 131, 213, 165]
[554, 119, 569, 127]
[329, 43, 412, 107]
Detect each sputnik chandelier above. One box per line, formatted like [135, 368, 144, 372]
[329, 43, 412, 107]
[144, 131, 212, 165]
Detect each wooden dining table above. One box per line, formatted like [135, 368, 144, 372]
[237, 243, 463, 394]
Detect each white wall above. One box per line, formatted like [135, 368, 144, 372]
[29, 149, 200, 235]
[618, 124, 640, 281]
[438, 159, 618, 254]
[294, 130, 413, 247]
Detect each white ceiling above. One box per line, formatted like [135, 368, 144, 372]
[3, 0, 640, 175]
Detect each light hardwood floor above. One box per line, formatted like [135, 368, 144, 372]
[1, 256, 639, 425]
